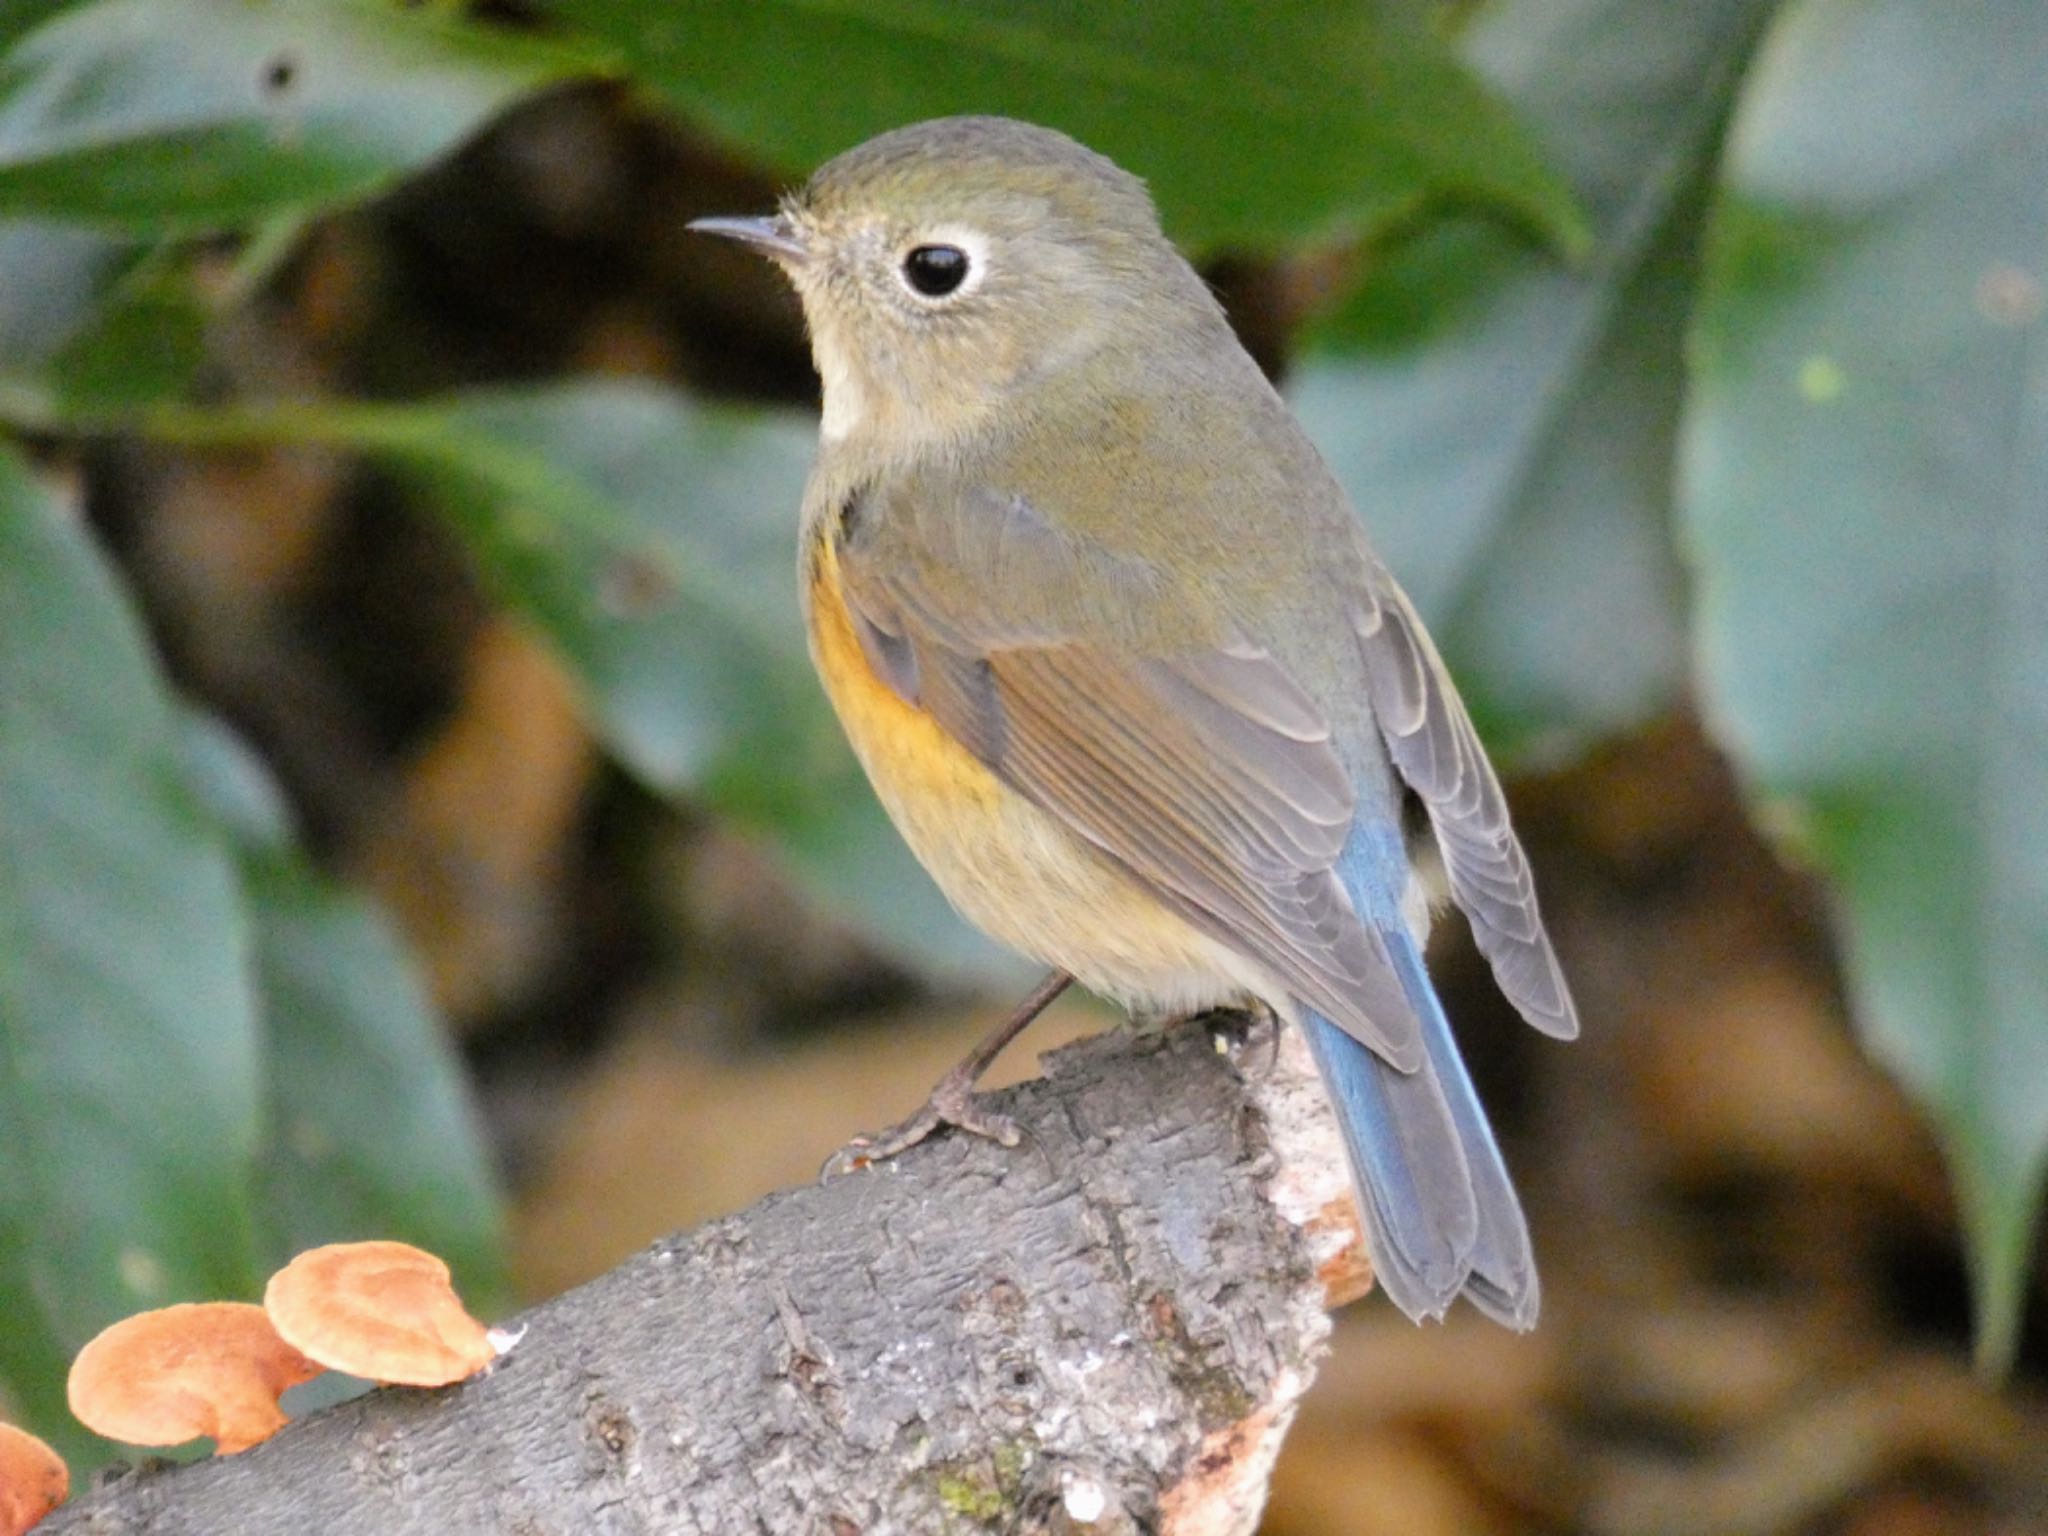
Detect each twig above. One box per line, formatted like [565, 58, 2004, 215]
[42, 1016, 1367, 1535]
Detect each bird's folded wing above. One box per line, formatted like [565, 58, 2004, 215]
[1352, 565, 1579, 1040]
[835, 490, 1424, 1070]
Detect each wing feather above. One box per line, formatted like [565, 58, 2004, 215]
[837, 521, 1424, 1070]
[1355, 569, 1579, 1040]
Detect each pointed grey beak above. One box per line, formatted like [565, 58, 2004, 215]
[686, 214, 809, 264]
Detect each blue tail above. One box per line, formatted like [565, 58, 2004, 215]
[1302, 833, 1539, 1327]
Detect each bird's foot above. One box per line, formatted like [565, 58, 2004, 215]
[1204, 1002, 1282, 1075]
[822, 970, 1069, 1179]
[820, 1066, 1022, 1179]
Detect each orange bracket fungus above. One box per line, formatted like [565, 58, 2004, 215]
[264, 1241, 506, 1388]
[66, 1302, 321, 1455]
[0, 1422, 67, 1536]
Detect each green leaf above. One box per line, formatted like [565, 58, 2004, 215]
[1680, 0, 2048, 1371]
[0, 0, 80, 54]
[246, 855, 508, 1312]
[0, 0, 589, 232]
[1, 215, 311, 411]
[174, 714, 510, 1315]
[0, 446, 263, 1467]
[124, 386, 1013, 982]
[40, 258, 211, 410]
[376, 389, 824, 796]
[1292, 0, 1776, 761]
[0, 221, 139, 376]
[533, 0, 1583, 251]
[383, 386, 1013, 982]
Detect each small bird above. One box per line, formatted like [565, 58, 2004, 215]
[692, 116, 1578, 1328]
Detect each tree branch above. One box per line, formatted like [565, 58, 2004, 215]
[43, 1016, 1367, 1535]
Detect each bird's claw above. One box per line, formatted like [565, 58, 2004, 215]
[820, 1086, 1022, 1180]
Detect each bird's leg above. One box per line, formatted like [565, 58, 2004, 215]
[822, 971, 1073, 1178]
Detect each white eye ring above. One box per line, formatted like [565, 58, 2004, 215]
[896, 226, 989, 303]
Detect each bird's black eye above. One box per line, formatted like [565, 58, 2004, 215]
[902, 244, 970, 298]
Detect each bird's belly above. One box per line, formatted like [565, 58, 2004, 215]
[805, 539, 1271, 1018]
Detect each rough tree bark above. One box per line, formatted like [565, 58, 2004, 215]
[41, 1015, 1369, 1536]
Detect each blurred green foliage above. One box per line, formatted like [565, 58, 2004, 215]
[527, 0, 1585, 250]
[0, 451, 261, 1468]
[1295, 0, 1775, 760]
[0, 456, 504, 1469]
[0, 0, 2041, 1470]
[0, 0, 588, 228]
[1681, 0, 2048, 1374]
